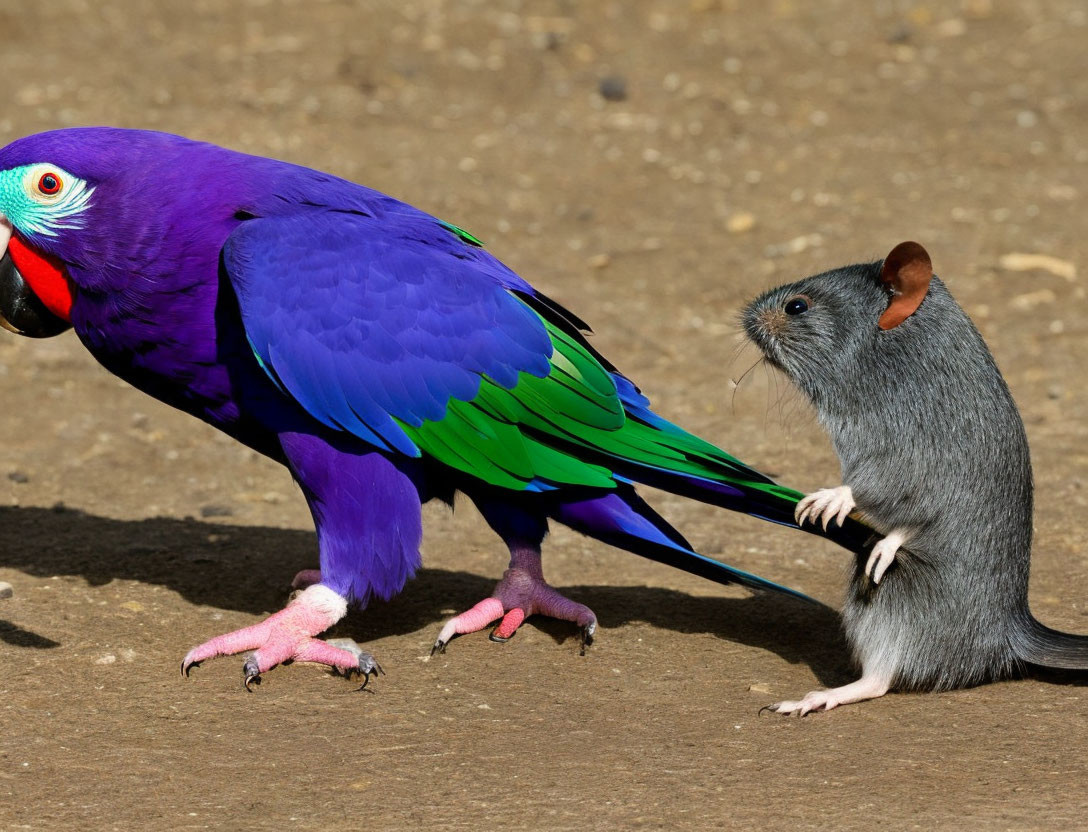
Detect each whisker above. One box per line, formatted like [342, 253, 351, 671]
[730, 354, 765, 414]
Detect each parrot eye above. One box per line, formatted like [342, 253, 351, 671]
[36, 172, 63, 196]
[784, 296, 810, 316]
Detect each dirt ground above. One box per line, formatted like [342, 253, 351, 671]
[1, 1, 1087, 829]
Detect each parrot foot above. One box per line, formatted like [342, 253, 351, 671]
[181, 585, 380, 689]
[431, 566, 597, 655]
[795, 485, 855, 530]
[759, 674, 891, 716]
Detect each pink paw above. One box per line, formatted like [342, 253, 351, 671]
[795, 486, 855, 530]
[761, 690, 841, 717]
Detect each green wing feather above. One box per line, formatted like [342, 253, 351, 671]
[397, 297, 801, 500]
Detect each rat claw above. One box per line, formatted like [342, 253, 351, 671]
[430, 639, 447, 656]
[865, 530, 906, 585]
[181, 656, 200, 678]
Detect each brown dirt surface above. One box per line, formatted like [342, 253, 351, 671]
[1, 1, 1087, 829]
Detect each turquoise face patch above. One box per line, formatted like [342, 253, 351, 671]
[0, 163, 94, 238]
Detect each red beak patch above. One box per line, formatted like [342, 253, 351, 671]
[8, 235, 73, 321]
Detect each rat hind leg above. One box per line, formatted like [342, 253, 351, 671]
[762, 670, 892, 716]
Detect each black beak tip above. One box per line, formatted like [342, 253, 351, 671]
[0, 250, 72, 338]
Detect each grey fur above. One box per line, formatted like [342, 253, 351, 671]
[743, 258, 1088, 691]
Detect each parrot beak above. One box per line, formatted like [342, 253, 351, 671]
[0, 217, 72, 338]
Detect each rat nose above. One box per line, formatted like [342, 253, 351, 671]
[743, 304, 786, 346]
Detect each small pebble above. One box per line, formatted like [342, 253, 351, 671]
[0, 581, 13, 599]
[999, 253, 1076, 281]
[200, 504, 234, 518]
[598, 76, 628, 102]
[725, 211, 756, 234]
[7, 471, 28, 484]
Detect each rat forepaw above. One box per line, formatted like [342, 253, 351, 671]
[864, 530, 906, 584]
[795, 486, 855, 530]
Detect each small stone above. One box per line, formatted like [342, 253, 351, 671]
[1016, 110, 1038, 128]
[764, 233, 824, 258]
[748, 683, 772, 694]
[998, 253, 1077, 281]
[7, 471, 28, 484]
[0, 581, 13, 599]
[886, 24, 913, 44]
[200, 504, 233, 518]
[936, 18, 967, 37]
[1010, 289, 1057, 311]
[598, 76, 628, 102]
[725, 211, 756, 234]
[95, 654, 117, 665]
[1047, 385, 1063, 400]
[587, 253, 611, 269]
[120, 601, 145, 613]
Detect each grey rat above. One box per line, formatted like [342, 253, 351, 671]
[743, 241, 1088, 714]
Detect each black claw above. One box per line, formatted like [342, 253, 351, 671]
[242, 655, 262, 692]
[488, 629, 513, 643]
[758, 704, 776, 717]
[354, 661, 384, 692]
[578, 623, 596, 656]
[182, 659, 200, 678]
[430, 640, 446, 656]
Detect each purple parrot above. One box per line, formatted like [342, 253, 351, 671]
[0, 128, 871, 689]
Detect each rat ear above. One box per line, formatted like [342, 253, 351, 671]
[878, 241, 933, 330]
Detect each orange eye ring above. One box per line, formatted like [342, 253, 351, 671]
[37, 172, 62, 196]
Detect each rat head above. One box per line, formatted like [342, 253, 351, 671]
[742, 241, 934, 401]
[0, 128, 254, 336]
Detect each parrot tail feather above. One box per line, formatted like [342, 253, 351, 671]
[551, 486, 817, 603]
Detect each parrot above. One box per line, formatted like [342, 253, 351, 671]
[0, 128, 873, 690]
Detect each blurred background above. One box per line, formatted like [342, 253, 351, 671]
[1, 1, 1086, 829]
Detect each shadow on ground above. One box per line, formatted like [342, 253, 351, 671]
[0, 505, 855, 685]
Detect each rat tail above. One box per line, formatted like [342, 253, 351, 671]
[1012, 612, 1088, 670]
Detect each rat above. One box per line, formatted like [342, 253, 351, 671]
[742, 240, 1088, 715]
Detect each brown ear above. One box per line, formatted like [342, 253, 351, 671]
[878, 241, 933, 330]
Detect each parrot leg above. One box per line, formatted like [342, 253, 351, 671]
[432, 540, 597, 655]
[290, 568, 323, 590]
[761, 671, 892, 716]
[181, 584, 383, 690]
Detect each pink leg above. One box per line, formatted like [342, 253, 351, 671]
[432, 544, 597, 655]
[181, 585, 382, 690]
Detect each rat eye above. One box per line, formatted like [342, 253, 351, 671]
[784, 296, 809, 316]
[36, 172, 63, 196]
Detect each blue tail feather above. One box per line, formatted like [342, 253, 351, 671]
[550, 486, 816, 603]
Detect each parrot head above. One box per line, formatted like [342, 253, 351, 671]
[0, 154, 92, 337]
[0, 127, 256, 337]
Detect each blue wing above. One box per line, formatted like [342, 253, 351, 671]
[222, 209, 554, 456]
